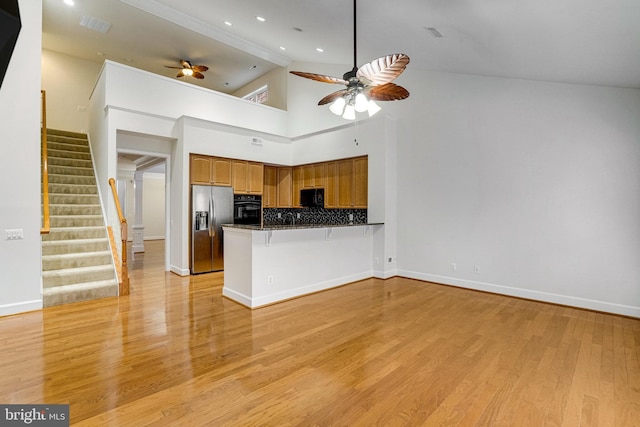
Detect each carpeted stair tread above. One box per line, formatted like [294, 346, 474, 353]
[42, 238, 110, 255]
[42, 250, 113, 271]
[42, 226, 109, 241]
[49, 204, 102, 216]
[42, 264, 116, 288]
[48, 148, 91, 160]
[50, 215, 104, 227]
[43, 280, 118, 307]
[48, 174, 96, 185]
[49, 194, 100, 204]
[48, 183, 98, 195]
[48, 165, 94, 177]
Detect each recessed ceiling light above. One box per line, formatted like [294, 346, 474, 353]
[224, 21, 232, 26]
[256, 16, 266, 22]
[316, 48, 324, 53]
[64, 0, 74, 6]
[279, 46, 286, 51]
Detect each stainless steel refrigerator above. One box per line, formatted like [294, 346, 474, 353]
[191, 185, 234, 274]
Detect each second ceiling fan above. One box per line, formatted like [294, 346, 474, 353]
[290, 0, 410, 119]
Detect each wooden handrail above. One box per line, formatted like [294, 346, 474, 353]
[40, 90, 50, 235]
[109, 178, 130, 296]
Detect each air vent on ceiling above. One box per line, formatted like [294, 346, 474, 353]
[80, 15, 112, 33]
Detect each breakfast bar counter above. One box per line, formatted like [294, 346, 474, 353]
[221, 223, 383, 308]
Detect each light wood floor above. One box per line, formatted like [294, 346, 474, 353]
[1, 240, 639, 426]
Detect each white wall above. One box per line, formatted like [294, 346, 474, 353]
[41, 49, 101, 133]
[0, 0, 43, 315]
[232, 66, 288, 110]
[395, 71, 640, 317]
[87, 59, 640, 317]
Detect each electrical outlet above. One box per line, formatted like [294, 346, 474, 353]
[474, 265, 480, 274]
[277, 213, 281, 219]
[296, 213, 300, 219]
[267, 275, 274, 284]
[451, 263, 457, 271]
[388, 257, 393, 263]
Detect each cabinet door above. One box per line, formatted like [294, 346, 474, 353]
[248, 162, 264, 194]
[232, 161, 248, 193]
[302, 164, 315, 188]
[353, 157, 368, 208]
[277, 167, 292, 207]
[212, 158, 232, 186]
[324, 161, 337, 208]
[263, 166, 277, 207]
[292, 166, 303, 207]
[313, 163, 326, 189]
[336, 159, 354, 208]
[191, 155, 212, 184]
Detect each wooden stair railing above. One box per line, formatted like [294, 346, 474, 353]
[40, 90, 50, 235]
[109, 178, 130, 296]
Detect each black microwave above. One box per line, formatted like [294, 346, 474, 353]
[300, 188, 324, 208]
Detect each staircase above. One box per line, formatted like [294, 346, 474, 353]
[42, 129, 119, 307]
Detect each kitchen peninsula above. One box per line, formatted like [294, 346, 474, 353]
[222, 222, 382, 308]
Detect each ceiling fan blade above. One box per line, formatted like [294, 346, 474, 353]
[165, 66, 183, 70]
[192, 72, 205, 79]
[357, 54, 410, 86]
[367, 83, 410, 101]
[318, 89, 350, 106]
[290, 71, 348, 85]
[192, 65, 209, 72]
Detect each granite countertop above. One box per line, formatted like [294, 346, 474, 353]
[223, 223, 383, 231]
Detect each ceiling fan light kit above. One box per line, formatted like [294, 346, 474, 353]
[290, 0, 410, 120]
[165, 59, 208, 80]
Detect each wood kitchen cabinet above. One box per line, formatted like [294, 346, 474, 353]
[335, 156, 368, 208]
[277, 167, 292, 207]
[233, 160, 263, 194]
[324, 161, 337, 208]
[190, 154, 232, 186]
[263, 166, 277, 207]
[292, 166, 303, 207]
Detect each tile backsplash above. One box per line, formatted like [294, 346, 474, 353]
[263, 208, 367, 226]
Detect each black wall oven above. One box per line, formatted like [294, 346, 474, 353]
[233, 194, 262, 225]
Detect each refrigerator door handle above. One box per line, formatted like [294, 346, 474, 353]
[210, 195, 216, 238]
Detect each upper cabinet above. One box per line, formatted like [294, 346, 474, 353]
[233, 160, 263, 194]
[263, 166, 277, 207]
[190, 154, 232, 186]
[331, 156, 368, 209]
[192, 154, 366, 207]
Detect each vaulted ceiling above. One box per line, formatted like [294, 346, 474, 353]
[43, 0, 640, 95]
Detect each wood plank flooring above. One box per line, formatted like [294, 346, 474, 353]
[1, 240, 639, 426]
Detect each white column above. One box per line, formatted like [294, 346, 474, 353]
[132, 170, 145, 253]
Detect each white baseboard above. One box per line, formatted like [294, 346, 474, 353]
[225, 271, 373, 309]
[373, 268, 397, 280]
[0, 300, 42, 317]
[170, 265, 190, 276]
[398, 270, 640, 318]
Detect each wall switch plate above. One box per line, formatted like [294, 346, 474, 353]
[451, 263, 457, 271]
[6, 229, 23, 240]
[474, 265, 480, 273]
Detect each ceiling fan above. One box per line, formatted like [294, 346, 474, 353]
[165, 59, 209, 79]
[290, 0, 409, 119]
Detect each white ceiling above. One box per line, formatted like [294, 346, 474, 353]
[42, 0, 640, 94]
